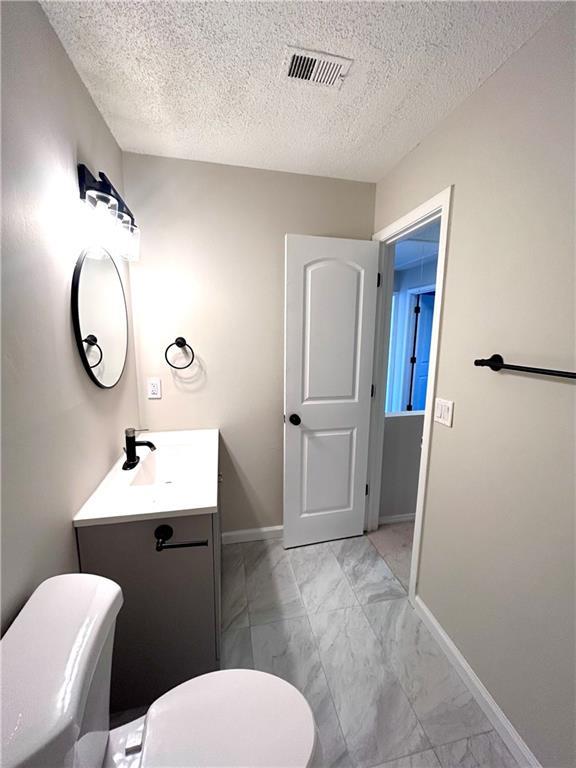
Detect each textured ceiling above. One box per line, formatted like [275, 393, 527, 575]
[42, 1, 559, 182]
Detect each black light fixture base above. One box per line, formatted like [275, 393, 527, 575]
[78, 163, 137, 226]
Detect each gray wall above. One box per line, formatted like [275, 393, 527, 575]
[380, 414, 423, 521]
[374, 7, 575, 767]
[1, 2, 139, 631]
[123, 153, 375, 533]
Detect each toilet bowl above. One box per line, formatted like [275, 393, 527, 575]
[0, 574, 317, 768]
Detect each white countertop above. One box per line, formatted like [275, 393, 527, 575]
[74, 429, 219, 527]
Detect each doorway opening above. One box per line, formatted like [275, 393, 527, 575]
[385, 218, 440, 415]
[366, 188, 452, 602]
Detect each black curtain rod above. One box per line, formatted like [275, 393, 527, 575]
[474, 354, 576, 380]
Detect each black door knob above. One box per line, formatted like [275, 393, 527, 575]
[289, 414, 301, 426]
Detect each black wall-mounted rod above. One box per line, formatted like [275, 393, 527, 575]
[474, 354, 576, 380]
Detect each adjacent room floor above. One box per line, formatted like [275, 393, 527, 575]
[221, 529, 523, 768]
[367, 521, 415, 589]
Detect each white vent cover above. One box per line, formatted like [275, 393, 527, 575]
[285, 47, 352, 89]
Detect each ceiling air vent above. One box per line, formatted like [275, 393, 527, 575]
[285, 48, 352, 89]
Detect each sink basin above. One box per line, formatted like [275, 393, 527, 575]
[131, 446, 192, 487]
[73, 429, 219, 527]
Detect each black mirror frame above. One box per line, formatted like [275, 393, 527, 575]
[71, 248, 129, 389]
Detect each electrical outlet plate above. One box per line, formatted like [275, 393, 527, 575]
[147, 377, 162, 400]
[434, 397, 453, 427]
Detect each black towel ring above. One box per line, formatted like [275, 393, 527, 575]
[165, 336, 195, 369]
[83, 334, 103, 368]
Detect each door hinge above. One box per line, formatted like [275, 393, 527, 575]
[370, 384, 375, 398]
[377, 272, 382, 287]
[365, 484, 369, 496]
[414, 304, 421, 314]
[410, 356, 416, 364]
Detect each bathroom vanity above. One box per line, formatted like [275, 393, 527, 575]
[74, 429, 221, 713]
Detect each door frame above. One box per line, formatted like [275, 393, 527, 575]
[366, 187, 452, 603]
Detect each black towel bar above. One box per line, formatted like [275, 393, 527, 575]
[474, 354, 576, 380]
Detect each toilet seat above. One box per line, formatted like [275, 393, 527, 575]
[139, 669, 317, 768]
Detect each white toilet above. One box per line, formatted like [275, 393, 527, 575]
[1, 574, 317, 768]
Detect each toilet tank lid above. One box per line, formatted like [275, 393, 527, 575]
[0, 574, 123, 768]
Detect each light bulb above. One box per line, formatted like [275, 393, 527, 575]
[117, 211, 131, 228]
[114, 211, 131, 258]
[125, 224, 141, 262]
[82, 191, 120, 254]
[85, 190, 118, 217]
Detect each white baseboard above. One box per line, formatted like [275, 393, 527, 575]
[222, 525, 283, 545]
[413, 596, 541, 768]
[378, 514, 416, 524]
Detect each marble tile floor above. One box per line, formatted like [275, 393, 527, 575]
[368, 521, 415, 590]
[221, 535, 525, 768]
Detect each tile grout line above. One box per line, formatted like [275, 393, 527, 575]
[432, 726, 497, 751]
[432, 742, 480, 768]
[330, 536, 407, 603]
[228, 537, 504, 767]
[357, 589, 501, 763]
[327, 538, 363, 608]
[366, 540, 406, 598]
[229, 539, 462, 768]
[236, 541, 256, 664]
[366, 530, 467, 760]
[284, 545, 353, 768]
[221, 543, 252, 668]
[239, 545, 256, 667]
[240, 540, 286, 631]
[364, 535, 407, 597]
[432, 728, 522, 768]
[227, 537, 405, 631]
[357, 595, 434, 758]
[238, 540, 255, 631]
[325, 538, 431, 765]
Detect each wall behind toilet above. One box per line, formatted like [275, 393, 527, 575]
[1, 2, 139, 631]
[123, 153, 375, 533]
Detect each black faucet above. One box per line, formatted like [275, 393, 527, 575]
[122, 427, 156, 470]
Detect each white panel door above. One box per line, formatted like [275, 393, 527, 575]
[284, 234, 379, 548]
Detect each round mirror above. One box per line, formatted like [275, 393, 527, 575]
[71, 247, 128, 388]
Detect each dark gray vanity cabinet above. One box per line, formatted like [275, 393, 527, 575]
[76, 511, 221, 712]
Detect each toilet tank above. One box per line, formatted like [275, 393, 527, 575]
[1, 574, 123, 768]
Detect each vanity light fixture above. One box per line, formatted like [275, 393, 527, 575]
[78, 164, 140, 261]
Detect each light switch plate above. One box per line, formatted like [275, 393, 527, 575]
[147, 377, 162, 399]
[434, 397, 453, 427]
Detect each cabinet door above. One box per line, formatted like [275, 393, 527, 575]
[77, 514, 216, 712]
